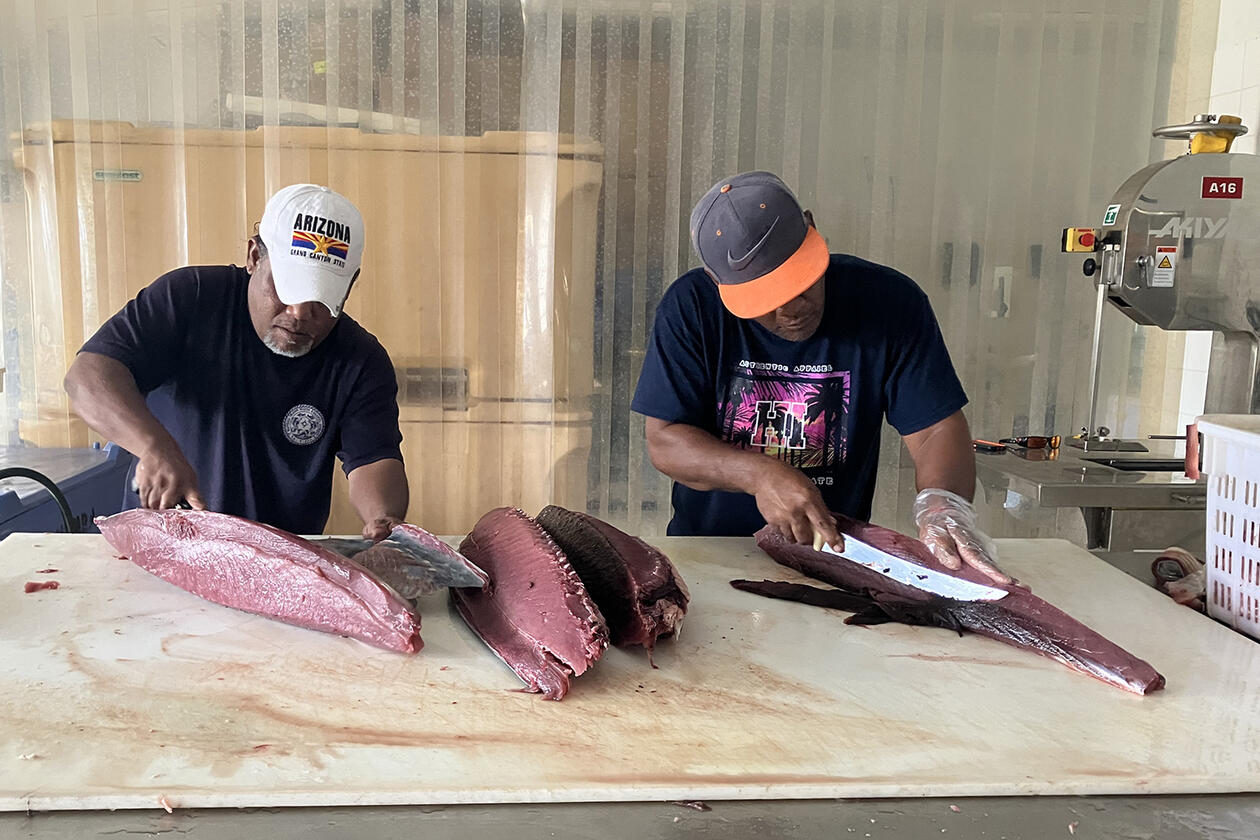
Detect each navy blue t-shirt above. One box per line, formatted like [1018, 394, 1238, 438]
[631, 255, 967, 536]
[81, 265, 403, 534]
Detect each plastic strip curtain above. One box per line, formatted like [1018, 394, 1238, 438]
[0, 0, 1198, 538]
[552, 0, 1191, 535]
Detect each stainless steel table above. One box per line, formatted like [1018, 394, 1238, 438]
[975, 443, 1207, 557]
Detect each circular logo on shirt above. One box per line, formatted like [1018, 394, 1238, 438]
[283, 404, 325, 446]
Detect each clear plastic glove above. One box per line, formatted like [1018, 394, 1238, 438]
[912, 488, 1010, 584]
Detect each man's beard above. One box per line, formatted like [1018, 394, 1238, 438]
[263, 329, 314, 358]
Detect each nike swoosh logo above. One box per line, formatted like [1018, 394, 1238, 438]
[727, 217, 779, 271]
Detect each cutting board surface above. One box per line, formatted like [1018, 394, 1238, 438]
[2, 534, 1258, 811]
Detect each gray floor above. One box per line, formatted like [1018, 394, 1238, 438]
[8, 796, 1260, 839]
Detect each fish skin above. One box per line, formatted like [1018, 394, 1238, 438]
[316, 537, 375, 558]
[730, 579, 970, 634]
[96, 509, 421, 653]
[730, 579, 888, 616]
[535, 505, 689, 654]
[752, 516, 1166, 695]
[349, 525, 488, 598]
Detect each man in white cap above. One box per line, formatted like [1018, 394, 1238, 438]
[632, 171, 1006, 582]
[64, 184, 407, 539]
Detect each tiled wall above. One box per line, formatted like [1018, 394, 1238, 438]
[1209, 0, 1260, 155]
[1178, 332, 1212, 430]
[1181, 0, 1260, 426]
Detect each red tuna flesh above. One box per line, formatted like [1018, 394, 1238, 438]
[451, 507, 608, 699]
[97, 509, 421, 653]
[534, 505, 689, 655]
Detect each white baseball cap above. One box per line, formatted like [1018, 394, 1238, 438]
[259, 184, 364, 317]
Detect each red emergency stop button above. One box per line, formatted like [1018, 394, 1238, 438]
[1061, 227, 1099, 253]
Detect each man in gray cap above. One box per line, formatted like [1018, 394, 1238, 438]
[631, 171, 1005, 582]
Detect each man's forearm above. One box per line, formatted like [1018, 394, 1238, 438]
[644, 417, 841, 545]
[913, 441, 976, 498]
[644, 418, 770, 494]
[903, 410, 976, 499]
[347, 458, 409, 523]
[64, 352, 178, 457]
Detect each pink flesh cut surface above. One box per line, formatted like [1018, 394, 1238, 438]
[96, 509, 421, 653]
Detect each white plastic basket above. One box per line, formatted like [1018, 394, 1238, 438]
[1198, 414, 1260, 638]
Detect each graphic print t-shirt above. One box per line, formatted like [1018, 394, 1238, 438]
[720, 364, 852, 469]
[631, 255, 967, 536]
[80, 265, 403, 534]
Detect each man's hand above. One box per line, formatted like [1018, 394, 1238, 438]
[913, 488, 1009, 584]
[752, 459, 841, 548]
[65, 353, 204, 511]
[348, 459, 409, 542]
[135, 441, 206, 511]
[362, 515, 403, 542]
[642, 418, 838, 545]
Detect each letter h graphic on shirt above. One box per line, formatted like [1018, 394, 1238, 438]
[751, 401, 807, 450]
[718, 367, 850, 469]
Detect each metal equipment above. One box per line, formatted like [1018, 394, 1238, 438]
[0, 443, 133, 536]
[821, 536, 1008, 601]
[978, 115, 1257, 565]
[1076, 114, 1259, 446]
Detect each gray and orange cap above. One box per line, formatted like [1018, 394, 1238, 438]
[689, 171, 829, 318]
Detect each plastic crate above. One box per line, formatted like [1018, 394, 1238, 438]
[1198, 415, 1260, 638]
[0, 443, 134, 537]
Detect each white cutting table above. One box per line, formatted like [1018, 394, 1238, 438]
[1, 534, 1257, 812]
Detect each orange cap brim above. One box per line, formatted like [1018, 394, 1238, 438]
[716, 226, 830, 318]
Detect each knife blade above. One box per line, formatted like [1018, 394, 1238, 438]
[820, 533, 1008, 602]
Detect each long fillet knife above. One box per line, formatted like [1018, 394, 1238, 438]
[813, 531, 1008, 602]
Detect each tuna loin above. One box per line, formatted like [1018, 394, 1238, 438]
[349, 524, 489, 598]
[451, 507, 608, 699]
[97, 509, 421, 653]
[534, 505, 689, 655]
[749, 516, 1165, 695]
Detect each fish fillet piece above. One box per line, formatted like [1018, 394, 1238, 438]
[534, 505, 689, 655]
[451, 507, 608, 699]
[347, 525, 489, 598]
[96, 509, 421, 653]
[731, 579, 876, 614]
[316, 537, 375, 557]
[751, 516, 1165, 695]
[730, 578, 985, 633]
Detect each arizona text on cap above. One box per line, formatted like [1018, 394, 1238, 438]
[259, 184, 365, 317]
[689, 171, 829, 319]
